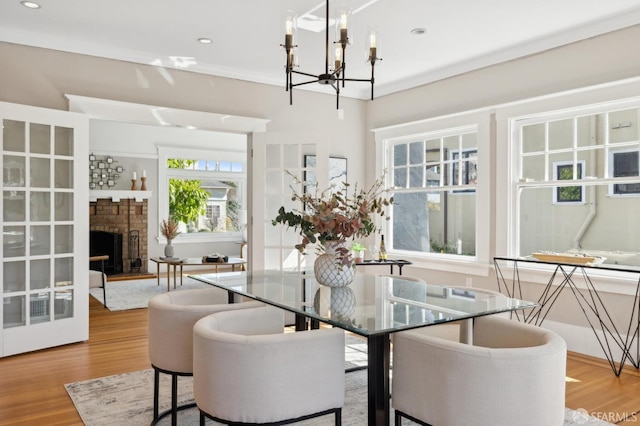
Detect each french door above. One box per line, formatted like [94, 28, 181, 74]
[1, 101, 89, 356]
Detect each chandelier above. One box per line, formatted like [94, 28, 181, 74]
[281, 1, 381, 109]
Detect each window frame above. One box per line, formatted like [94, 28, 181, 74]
[374, 110, 491, 273]
[158, 146, 247, 244]
[552, 160, 585, 204]
[506, 97, 640, 263]
[608, 148, 640, 196]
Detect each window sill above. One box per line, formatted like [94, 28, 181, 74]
[157, 232, 242, 244]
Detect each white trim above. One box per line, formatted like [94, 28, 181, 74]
[66, 95, 270, 133]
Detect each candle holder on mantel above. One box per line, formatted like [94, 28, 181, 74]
[140, 176, 147, 191]
[131, 179, 137, 190]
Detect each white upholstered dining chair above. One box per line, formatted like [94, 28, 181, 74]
[147, 288, 263, 426]
[193, 305, 345, 425]
[392, 315, 567, 426]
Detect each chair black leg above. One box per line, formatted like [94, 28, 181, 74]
[335, 407, 342, 426]
[200, 410, 206, 426]
[101, 275, 107, 308]
[171, 373, 178, 426]
[395, 410, 402, 426]
[153, 368, 159, 420]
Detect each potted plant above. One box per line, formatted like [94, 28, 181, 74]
[350, 242, 367, 263]
[272, 171, 392, 286]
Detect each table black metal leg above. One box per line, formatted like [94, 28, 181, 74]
[295, 313, 307, 331]
[367, 334, 390, 426]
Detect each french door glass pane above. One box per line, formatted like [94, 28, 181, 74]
[54, 193, 73, 221]
[3, 191, 25, 222]
[30, 225, 51, 256]
[30, 123, 51, 155]
[4, 296, 26, 328]
[3, 261, 26, 292]
[54, 257, 74, 287]
[30, 157, 50, 188]
[30, 259, 51, 290]
[4, 226, 25, 257]
[54, 290, 74, 320]
[3, 155, 25, 186]
[54, 126, 74, 156]
[54, 159, 73, 188]
[54, 225, 73, 254]
[30, 293, 50, 324]
[30, 192, 51, 221]
[2, 119, 26, 152]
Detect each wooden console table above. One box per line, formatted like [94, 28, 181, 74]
[150, 257, 247, 291]
[494, 256, 640, 376]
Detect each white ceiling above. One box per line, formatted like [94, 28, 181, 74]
[1, 0, 640, 100]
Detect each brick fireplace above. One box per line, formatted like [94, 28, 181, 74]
[89, 193, 150, 274]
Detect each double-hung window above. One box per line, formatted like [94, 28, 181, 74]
[386, 126, 478, 257]
[511, 101, 640, 266]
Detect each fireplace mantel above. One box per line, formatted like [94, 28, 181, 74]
[89, 190, 152, 202]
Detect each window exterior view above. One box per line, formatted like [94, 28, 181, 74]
[167, 158, 244, 237]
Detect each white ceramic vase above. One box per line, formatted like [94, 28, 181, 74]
[314, 242, 356, 287]
[164, 239, 175, 258]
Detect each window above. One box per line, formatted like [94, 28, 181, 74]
[610, 149, 640, 195]
[160, 152, 246, 242]
[511, 102, 640, 266]
[386, 127, 477, 257]
[553, 161, 585, 204]
[450, 149, 477, 193]
[168, 159, 243, 234]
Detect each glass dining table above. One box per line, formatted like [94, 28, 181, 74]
[189, 270, 537, 426]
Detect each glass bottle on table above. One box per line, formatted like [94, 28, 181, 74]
[378, 235, 387, 261]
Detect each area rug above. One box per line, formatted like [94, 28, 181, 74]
[90, 277, 212, 311]
[66, 366, 613, 425]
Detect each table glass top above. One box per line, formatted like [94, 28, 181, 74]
[189, 270, 537, 337]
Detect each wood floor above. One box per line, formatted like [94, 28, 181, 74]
[0, 297, 639, 425]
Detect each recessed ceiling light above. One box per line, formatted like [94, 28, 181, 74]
[20, 1, 41, 9]
[410, 27, 427, 36]
[198, 38, 212, 44]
